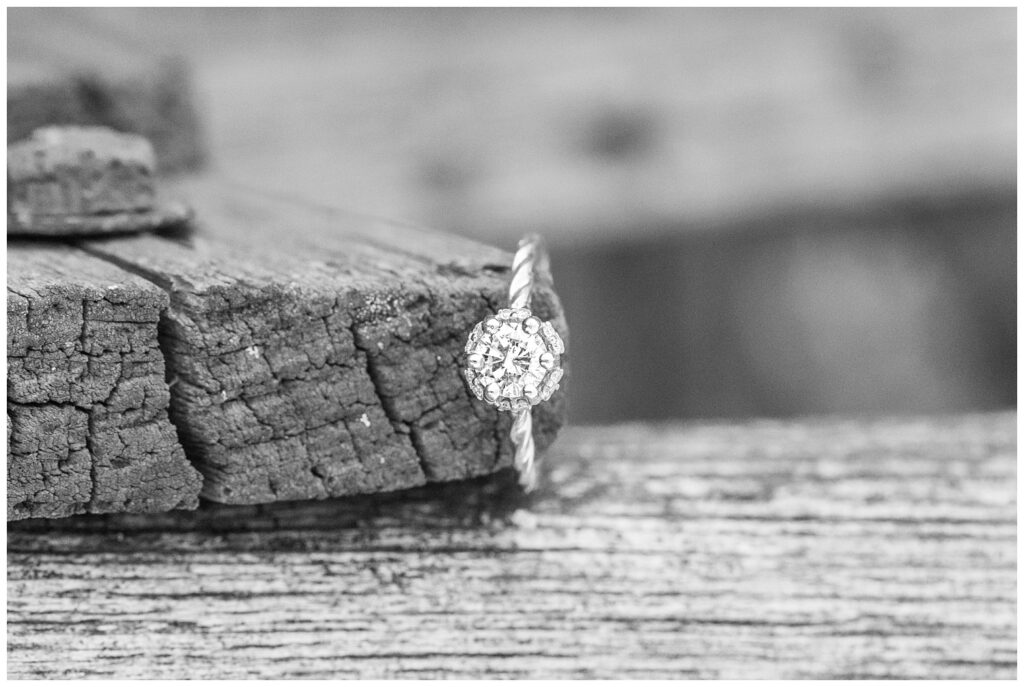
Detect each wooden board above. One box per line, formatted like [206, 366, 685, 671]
[7, 8, 205, 172]
[81, 179, 567, 505]
[6, 173, 567, 518]
[7, 244, 202, 520]
[7, 413, 1015, 679]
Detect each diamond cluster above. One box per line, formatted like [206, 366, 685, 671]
[463, 308, 564, 412]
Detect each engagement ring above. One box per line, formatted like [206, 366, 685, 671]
[463, 234, 565, 491]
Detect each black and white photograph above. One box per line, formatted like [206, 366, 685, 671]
[5, 5, 1017, 679]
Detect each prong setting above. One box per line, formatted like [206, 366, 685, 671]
[462, 307, 564, 412]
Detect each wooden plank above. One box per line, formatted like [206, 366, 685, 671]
[82, 179, 568, 505]
[7, 244, 203, 520]
[7, 8, 205, 172]
[7, 413, 1015, 679]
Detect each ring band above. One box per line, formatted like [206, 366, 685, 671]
[463, 234, 565, 491]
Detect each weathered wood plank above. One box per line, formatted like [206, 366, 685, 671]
[8, 8, 205, 172]
[7, 413, 1015, 679]
[82, 179, 567, 505]
[7, 244, 203, 520]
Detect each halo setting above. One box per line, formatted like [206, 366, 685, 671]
[463, 307, 564, 412]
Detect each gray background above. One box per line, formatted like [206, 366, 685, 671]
[12, 7, 1014, 423]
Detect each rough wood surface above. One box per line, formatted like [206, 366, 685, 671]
[7, 244, 202, 520]
[81, 179, 567, 505]
[7, 413, 1015, 679]
[8, 10, 205, 172]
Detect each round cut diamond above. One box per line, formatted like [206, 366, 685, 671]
[464, 308, 564, 412]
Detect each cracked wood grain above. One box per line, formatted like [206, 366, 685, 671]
[7, 243, 202, 520]
[6, 413, 1015, 679]
[82, 178, 568, 504]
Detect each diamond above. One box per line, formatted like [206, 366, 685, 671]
[462, 307, 564, 411]
[540, 321, 565, 354]
[464, 323, 483, 353]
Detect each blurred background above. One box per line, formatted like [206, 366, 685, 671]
[9, 7, 1016, 424]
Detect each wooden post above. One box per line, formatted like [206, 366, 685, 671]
[7, 244, 202, 519]
[7, 414, 1015, 678]
[82, 178, 567, 504]
[8, 174, 569, 515]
